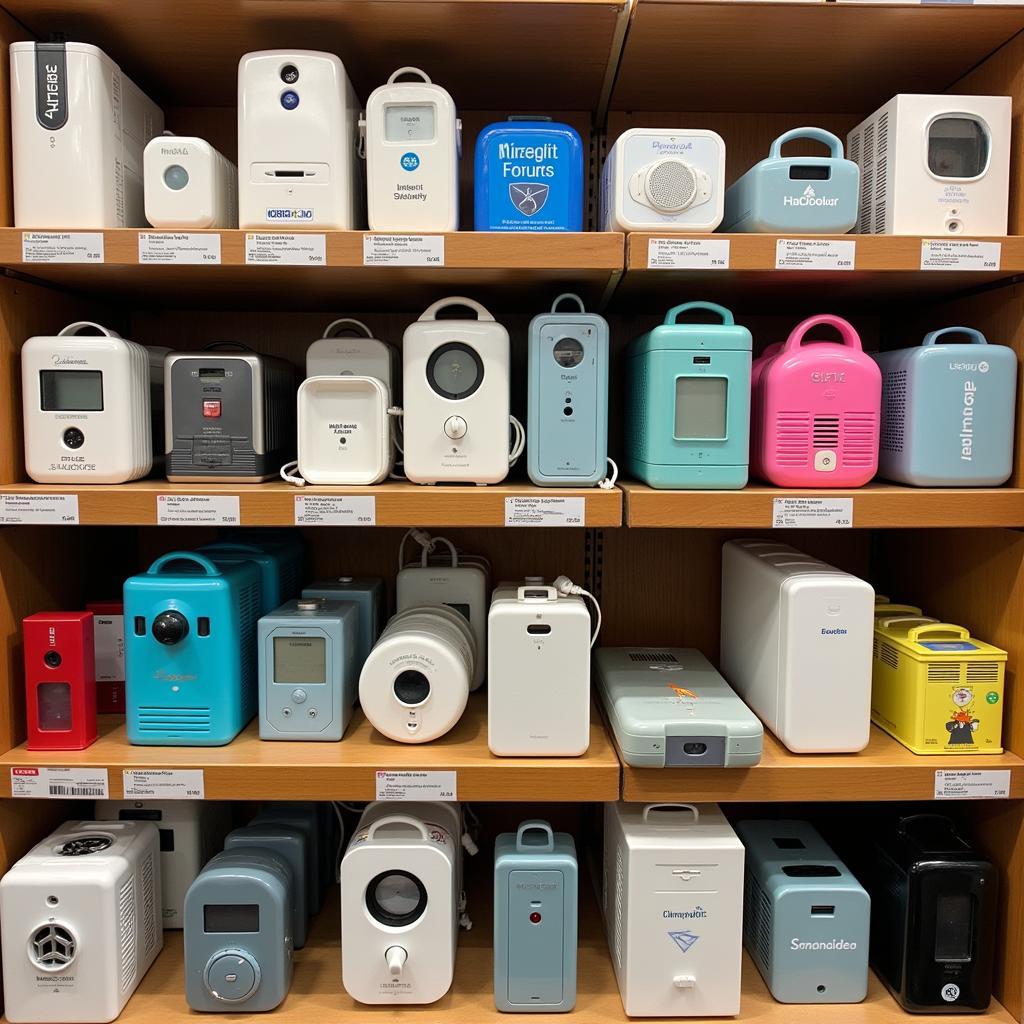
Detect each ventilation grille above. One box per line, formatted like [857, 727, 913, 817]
[813, 415, 840, 449]
[743, 873, 773, 973]
[626, 360, 649, 460]
[280, 561, 301, 602]
[238, 581, 261, 721]
[629, 651, 680, 664]
[612, 845, 625, 970]
[881, 370, 907, 453]
[967, 662, 1000, 683]
[141, 853, 157, 955]
[928, 663, 962, 682]
[169, 447, 258, 476]
[771, 411, 878, 467]
[841, 412, 879, 467]
[873, 112, 889, 233]
[136, 707, 212, 734]
[774, 411, 812, 466]
[30, 924, 76, 970]
[118, 875, 138, 991]
[878, 641, 900, 670]
[648, 159, 697, 212]
[858, 122, 875, 234]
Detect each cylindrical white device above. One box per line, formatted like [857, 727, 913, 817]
[144, 135, 238, 228]
[358, 607, 475, 743]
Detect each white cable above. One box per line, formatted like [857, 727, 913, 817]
[280, 459, 306, 487]
[461, 831, 479, 856]
[331, 801, 346, 882]
[388, 406, 404, 455]
[398, 528, 436, 573]
[598, 457, 619, 490]
[552, 573, 602, 647]
[508, 415, 526, 466]
[420, 535, 458, 568]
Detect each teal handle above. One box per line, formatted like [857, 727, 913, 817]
[922, 327, 988, 347]
[664, 302, 734, 326]
[769, 127, 844, 160]
[147, 551, 221, 576]
[516, 820, 555, 853]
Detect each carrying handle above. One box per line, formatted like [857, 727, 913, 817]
[323, 318, 373, 340]
[517, 584, 557, 602]
[366, 814, 431, 842]
[875, 604, 923, 616]
[387, 66, 432, 85]
[419, 296, 494, 322]
[897, 813, 955, 839]
[551, 293, 586, 314]
[643, 803, 700, 825]
[769, 127, 844, 160]
[516, 820, 555, 853]
[876, 615, 937, 628]
[57, 321, 121, 338]
[203, 341, 255, 352]
[147, 551, 222, 577]
[921, 327, 988, 347]
[663, 302, 734, 326]
[783, 314, 862, 353]
[909, 622, 971, 642]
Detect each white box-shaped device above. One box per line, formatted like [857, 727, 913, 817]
[847, 94, 1011, 236]
[487, 581, 590, 756]
[601, 128, 725, 232]
[0, 820, 163, 1024]
[238, 50, 362, 230]
[10, 41, 163, 228]
[602, 802, 744, 1017]
[720, 539, 874, 753]
[144, 135, 237, 228]
[305, 318, 400, 398]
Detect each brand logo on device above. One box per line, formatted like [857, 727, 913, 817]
[52, 355, 88, 366]
[821, 627, 848, 636]
[663, 906, 707, 919]
[811, 371, 846, 383]
[509, 183, 550, 216]
[160, 146, 190, 156]
[266, 208, 314, 221]
[790, 937, 857, 951]
[949, 360, 988, 373]
[668, 930, 700, 953]
[652, 141, 694, 154]
[784, 184, 840, 208]
[35, 45, 68, 130]
[960, 378, 978, 462]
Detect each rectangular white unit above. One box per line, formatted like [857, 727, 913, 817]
[144, 135, 238, 228]
[10, 41, 163, 228]
[720, 539, 874, 753]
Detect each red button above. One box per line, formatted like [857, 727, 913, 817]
[203, 400, 221, 418]
[529, 912, 542, 924]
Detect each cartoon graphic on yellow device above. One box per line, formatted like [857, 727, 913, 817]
[946, 687, 980, 746]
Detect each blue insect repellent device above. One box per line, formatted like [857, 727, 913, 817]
[124, 551, 261, 746]
[735, 819, 870, 1005]
[723, 128, 860, 234]
[876, 327, 1018, 486]
[624, 302, 753, 488]
[301, 576, 386, 667]
[474, 117, 584, 231]
[494, 820, 577, 1013]
[528, 293, 609, 486]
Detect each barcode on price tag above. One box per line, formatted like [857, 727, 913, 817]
[11, 766, 109, 799]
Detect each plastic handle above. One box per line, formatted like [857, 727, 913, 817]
[642, 803, 699, 825]
[146, 551, 221, 577]
[516, 820, 555, 853]
[783, 314, 862, 353]
[908, 622, 971, 642]
[418, 296, 494, 322]
[323, 318, 373, 339]
[203, 341, 254, 352]
[769, 127, 844, 160]
[921, 327, 988, 347]
[517, 585, 557, 602]
[897, 814, 954, 840]
[366, 814, 431, 842]
[551, 293, 586, 314]
[876, 616, 937, 628]
[57, 321, 121, 338]
[387, 66, 432, 84]
[663, 302, 734, 326]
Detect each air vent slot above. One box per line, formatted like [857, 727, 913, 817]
[966, 662, 1000, 683]
[629, 651, 679, 664]
[118, 875, 138, 991]
[878, 641, 900, 669]
[928, 663, 963, 682]
[30, 924, 76, 970]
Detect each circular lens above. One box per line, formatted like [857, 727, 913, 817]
[366, 870, 427, 926]
[281, 90, 300, 111]
[427, 343, 484, 400]
[393, 670, 430, 706]
[44, 651, 62, 669]
[152, 611, 189, 646]
[280, 64, 299, 84]
[553, 337, 585, 368]
[62, 427, 84, 449]
[163, 164, 189, 191]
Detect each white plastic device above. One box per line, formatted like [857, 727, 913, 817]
[144, 134, 238, 228]
[305, 319, 400, 398]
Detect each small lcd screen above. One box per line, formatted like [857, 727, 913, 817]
[204, 904, 260, 934]
[40, 370, 103, 412]
[445, 603, 471, 622]
[789, 165, 830, 180]
[935, 892, 973, 962]
[199, 367, 225, 384]
[928, 117, 989, 178]
[384, 103, 436, 142]
[273, 636, 326, 684]
[675, 377, 727, 440]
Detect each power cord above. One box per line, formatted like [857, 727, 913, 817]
[508, 415, 526, 466]
[598, 457, 619, 490]
[552, 574, 602, 647]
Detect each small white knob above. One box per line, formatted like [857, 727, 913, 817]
[444, 415, 468, 440]
[673, 975, 696, 990]
[385, 945, 407, 978]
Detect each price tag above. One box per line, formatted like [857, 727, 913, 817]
[647, 237, 730, 270]
[139, 232, 221, 265]
[157, 494, 240, 525]
[934, 769, 1011, 800]
[294, 494, 376, 526]
[0, 493, 79, 524]
[775, 238, 855, 271]
[22, 231, 104, 263]
[505, 496, 585, 527]
[245, 232, 326, 266]
[363, 234, 445, 267]
[375, 770, 457, 801]
[123, 769, 205, 799]
[772, 497, 853, 529]
[920, 239, 1001, 272]
[11, 766, 109, 799]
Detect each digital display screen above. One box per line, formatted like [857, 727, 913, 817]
[384, 103, 436, 142]
[204, 903, 259, 934]
[789, 165, 830, 180]
[273, 636, 326, 684]
[934, 892, 973, 962]
[40, 370, 103, 412]
[199, 367, 226, 385]
[675, 377, 727, 439]
[445, 603, 471, 622]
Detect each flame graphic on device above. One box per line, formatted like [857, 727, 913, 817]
[667, 684, 697, 699]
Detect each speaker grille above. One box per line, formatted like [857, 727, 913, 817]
[30, 924, 76, 970]
[881, 369, 907, 453]
[647, 159, 697, 212]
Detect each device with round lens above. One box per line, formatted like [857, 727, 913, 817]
[366, 870, 427, 926]
[426, 343, 484, 399]
[281, 90, 300, 111]
[152, 610, 189, 646]
[552, 337, 585, 368]
[280, 64, 299, 84]
[393, 669, 431, 705]
[163, 164, 190, 191]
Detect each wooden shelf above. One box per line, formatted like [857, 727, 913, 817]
[0, 697, 622, 802]
[622, 482, 1024, 529]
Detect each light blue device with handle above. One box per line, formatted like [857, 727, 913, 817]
[723, 128, 860, 233]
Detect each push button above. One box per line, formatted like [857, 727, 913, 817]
[291, 688, 307, 704]
[814, 450, 837, 472]
[206, 953, 258, 1002]
[203, 400, 222, 418]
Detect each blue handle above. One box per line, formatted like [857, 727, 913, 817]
[769, 127, 844, 160]
[147, 551, 222, 576]
[922, 327, 988, 347]
[516, 820, 555, 853]
[664, 302, 734, 326]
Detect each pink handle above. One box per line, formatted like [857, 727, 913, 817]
[783, 314, 862, 353]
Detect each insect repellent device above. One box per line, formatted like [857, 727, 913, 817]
[735, 819, 870, 1004]
[124, 551, 262, 746]
[527, 294, 609, 487]
[95, 800, 230, 929]
[23, 322, 165, 485]
[602, 802, 744, 1017]
[200, 537, 302, 616]
[10, 41, 163, 228]
[144, 135, 238, 228]
[403, 297, 514, 485]
[488, 581, 592, 757]
[0, 820, 163, 1024]
[165, 350, 296, 481]
[848, 94, 1011, 235]
[305, 319, 400, 398]
[494, 821, 578, 1013]
[303, 576, 386, 667]
[474, 117, 584, 231]
[876, 327, 1018, 486]
[340, 802, 462, 1005]
[258, 598, 359, 741]
[86, 601, 125, 714]
[751, 315, 881, 487]
[720, 540, 875, 753]
[253, 802, 331, 914]
[600, 128, 726, 232]
[723, 128, 860, 233]
[595, 647, 763, 767]
[624, 303, 752, 489]
[184, 849, 294, 1012]
[362, 67, 460, 231]
[238, 50, 362, 230]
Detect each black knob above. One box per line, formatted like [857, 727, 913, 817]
[43, 650, 62, 668]
[152, 611, 189, 646]
[62, 427, 84, 449]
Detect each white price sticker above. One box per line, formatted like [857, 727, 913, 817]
[775, 238, 855, 271]
[772, 497, 853, 529]
[375, 770, 457, 801]
[934, 769, 1011, 800]
[245, 232, 326, 266]
[505, 496, 585, 527]
[11, 766, 109, 799]
[123, 769, 205, 799]
[294, 494, 376, 526]
[362, 234, 445, 267]
[0, 493, 79, 524]
[920, 239, 1001, 272]
[22, 231, 104, 263]
[647, 237, 730, 270]
[157, 494, 240, 525]
[139, 232, 221, 265]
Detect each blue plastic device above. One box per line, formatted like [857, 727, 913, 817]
[201, 535, 304, 614]
[301, 576, 385, 668]
[253, 802, 331, 913]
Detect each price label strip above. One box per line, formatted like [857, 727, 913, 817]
[375, 770, 457, 801]
[294, 494, 376, 526]
[772, 497, 853, 529]
[11, 766, 109, 799]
